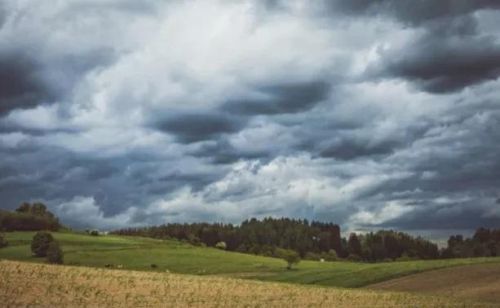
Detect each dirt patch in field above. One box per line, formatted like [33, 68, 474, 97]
[367, 263, 500, 304]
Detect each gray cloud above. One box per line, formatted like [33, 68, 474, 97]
[322, 0, 500, 26]
[0, 52, 53, 114]
[153, 112, 247, 143]
[223, 81, 330, 115]
[377, 18, 500, 93]
[0, 0, 499, 237]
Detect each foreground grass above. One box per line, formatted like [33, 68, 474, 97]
[0, 260, 492, 308]
[367, 263, 500, 304]
[2, 232, 500, 288]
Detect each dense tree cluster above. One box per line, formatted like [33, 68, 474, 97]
[113, 218, 440, 262]
[114, 218, 341, 258]
[442, 228, 500, 258]
[0, 202, 60, 231]
[348, 230, 439, 261]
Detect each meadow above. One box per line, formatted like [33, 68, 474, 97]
[1, 231, 500, 288]
[0, 260, 493, 307]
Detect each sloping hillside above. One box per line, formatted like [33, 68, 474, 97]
[1, 231, 500, 288]
[367, 263, 500, 304]
[0, 260, 489, 308]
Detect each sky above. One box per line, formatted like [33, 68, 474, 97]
[1, 0, 500, 236]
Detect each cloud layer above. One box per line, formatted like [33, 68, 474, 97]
[1, 0, 499, 236]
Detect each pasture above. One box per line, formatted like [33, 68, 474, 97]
[1, 231, 500, 288]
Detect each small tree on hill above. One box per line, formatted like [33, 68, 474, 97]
[46, 241, 63, 264]
[277, 248, 300, 270]
[31, 231, 54, 257]
[0, 233, 8, 248]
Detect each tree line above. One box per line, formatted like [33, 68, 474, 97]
[441, 227, 500, 258]
[112, 217, 441, 262]
[1, 201, 498, 262]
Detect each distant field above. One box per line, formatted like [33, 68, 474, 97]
[0, 260, 490, 307]
[367, 263, 500, 304]
[1, 231, 500, 288]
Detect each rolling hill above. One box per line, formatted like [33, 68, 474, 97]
[1, 231, 500, 289]
[0, 260, 490, 307]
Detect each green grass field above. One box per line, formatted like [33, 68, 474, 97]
[2, 231, 500, 288]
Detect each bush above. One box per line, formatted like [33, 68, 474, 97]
[323, 249, 338, 261]
[46, 241, 63, 264]
[31, 231, 54, 257]
[0, 233, 8, 248]
[215, 241, 227, 250]
[150, 264, 158, 269]
[89, 230, 99, 236]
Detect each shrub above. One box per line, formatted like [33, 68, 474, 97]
[0, 233, 8, 248]
[215, 241, 227, 250]
[31, 231, 54, 257]
[277, 248, 301, 270]
[90, 230, 99, 236]
[46, 241, 63, 264]
[150, 264, 158, 269]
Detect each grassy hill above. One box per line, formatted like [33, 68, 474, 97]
[1, 231, 500, 288]
[0, 260, 490, 307]
[367, 263, 500, 304]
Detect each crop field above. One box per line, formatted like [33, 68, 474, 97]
[1, 231, 500, 288]
[0, 260, 492, 307]
[367, 263, 500, 304]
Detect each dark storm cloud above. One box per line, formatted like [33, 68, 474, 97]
[153, 112, 247, 143]
[319, 139, 397, 161]
[189, 139, 270, 165]
[0, 52, 54, 115]
[316, 0, 500, 93]
[355, 107, 500, 230]
[223, 81, 331, 115]
[1, 0, 500, 233]
[379, 204, 500, 230]
[379, 21, 500, 93]
[322, 0, 500, 26]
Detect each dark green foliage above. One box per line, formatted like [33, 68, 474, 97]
[46, 241, 63, 264]
[359, 230, 439, 262]
[113, 218, 343, 259]
[444, 228, 500, 258]
[31, 231, 54, 257]
[0, 233, 8, 248]
[90, 230, 99, 236]
[150, 264, 158, 269]
[277, 248, 300, 269]
[347, 233, 362, 256]
[112, 218, 443, 262]
[0, 202, 60, 231]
